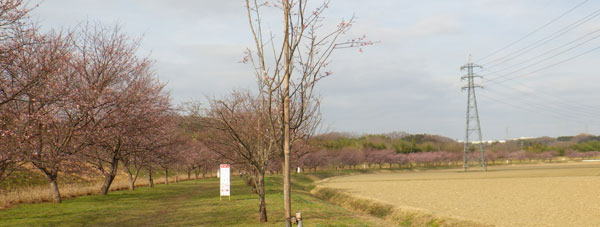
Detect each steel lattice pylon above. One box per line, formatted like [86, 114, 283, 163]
[461, 57, 487, 172]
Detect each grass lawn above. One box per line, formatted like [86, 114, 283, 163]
[0, 172, 383, 226]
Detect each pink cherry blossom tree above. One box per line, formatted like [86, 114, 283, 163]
[0, 0, 37, 184]
[71, 23, 172, 195]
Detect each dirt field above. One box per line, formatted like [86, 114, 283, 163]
[319, 162, 600, 227]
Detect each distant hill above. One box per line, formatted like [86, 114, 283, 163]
[312, 132, 600, 153]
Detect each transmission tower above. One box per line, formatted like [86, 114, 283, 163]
[461, 56, 487, 172]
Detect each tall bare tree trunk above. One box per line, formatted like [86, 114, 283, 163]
[282, 1, 292, 225]
[258, 171, 268, 222]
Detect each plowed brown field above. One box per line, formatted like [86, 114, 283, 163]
[320, 162, 600, 227]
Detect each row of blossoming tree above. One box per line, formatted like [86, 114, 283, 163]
[296, 148, 600, 171]
[0, 1, 220, 203]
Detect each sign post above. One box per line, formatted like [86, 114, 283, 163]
[219, 164, 230, 200]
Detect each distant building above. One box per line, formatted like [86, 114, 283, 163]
[458, 137, 532, 144]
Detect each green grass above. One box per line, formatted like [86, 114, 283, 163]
[0, 168, 93, 192]
[0, 169, 47, 191]
[0, 173, 380, 227]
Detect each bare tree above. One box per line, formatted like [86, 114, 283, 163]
[202, 91, 279, 222]
[243, 0, 371, 223]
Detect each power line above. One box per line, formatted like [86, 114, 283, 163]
[466, 1, 600, 145]
[483, 27, 600, 77]
[482, 6, 600, 67]
[477, 0, 590, 63]
[486, 31, 600, 82]
[490, 44, 600, 84]
[478, 91, 599, 125]
[482, 85, 600, 119]
[484, 79, 600, 115]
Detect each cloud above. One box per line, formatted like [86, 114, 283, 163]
[153, 43, 254, 102]
[28, 0, 600, 139]
[402, 15, 462, 38]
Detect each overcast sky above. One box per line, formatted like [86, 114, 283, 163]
[30, 0, 600, 140]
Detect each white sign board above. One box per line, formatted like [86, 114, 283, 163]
[219, 164, 230, 198]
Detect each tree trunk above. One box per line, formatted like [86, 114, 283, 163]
[100, 157, 119, 195]
[187, 170, 191, 180]
[124, 162, 140, 191]
[164, 168, 169, 185]
[127, 171, 136, 191]
[257, 172, 268, 222]
[281, 1, 292, 225]
[48, 174, 61, 203]
[148, 167, 154, 187]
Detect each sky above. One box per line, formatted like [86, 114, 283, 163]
[29, 0, 600, 140]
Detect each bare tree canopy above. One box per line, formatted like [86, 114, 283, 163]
[202, 91, 278, 222]
[243, 0, 372, 223]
